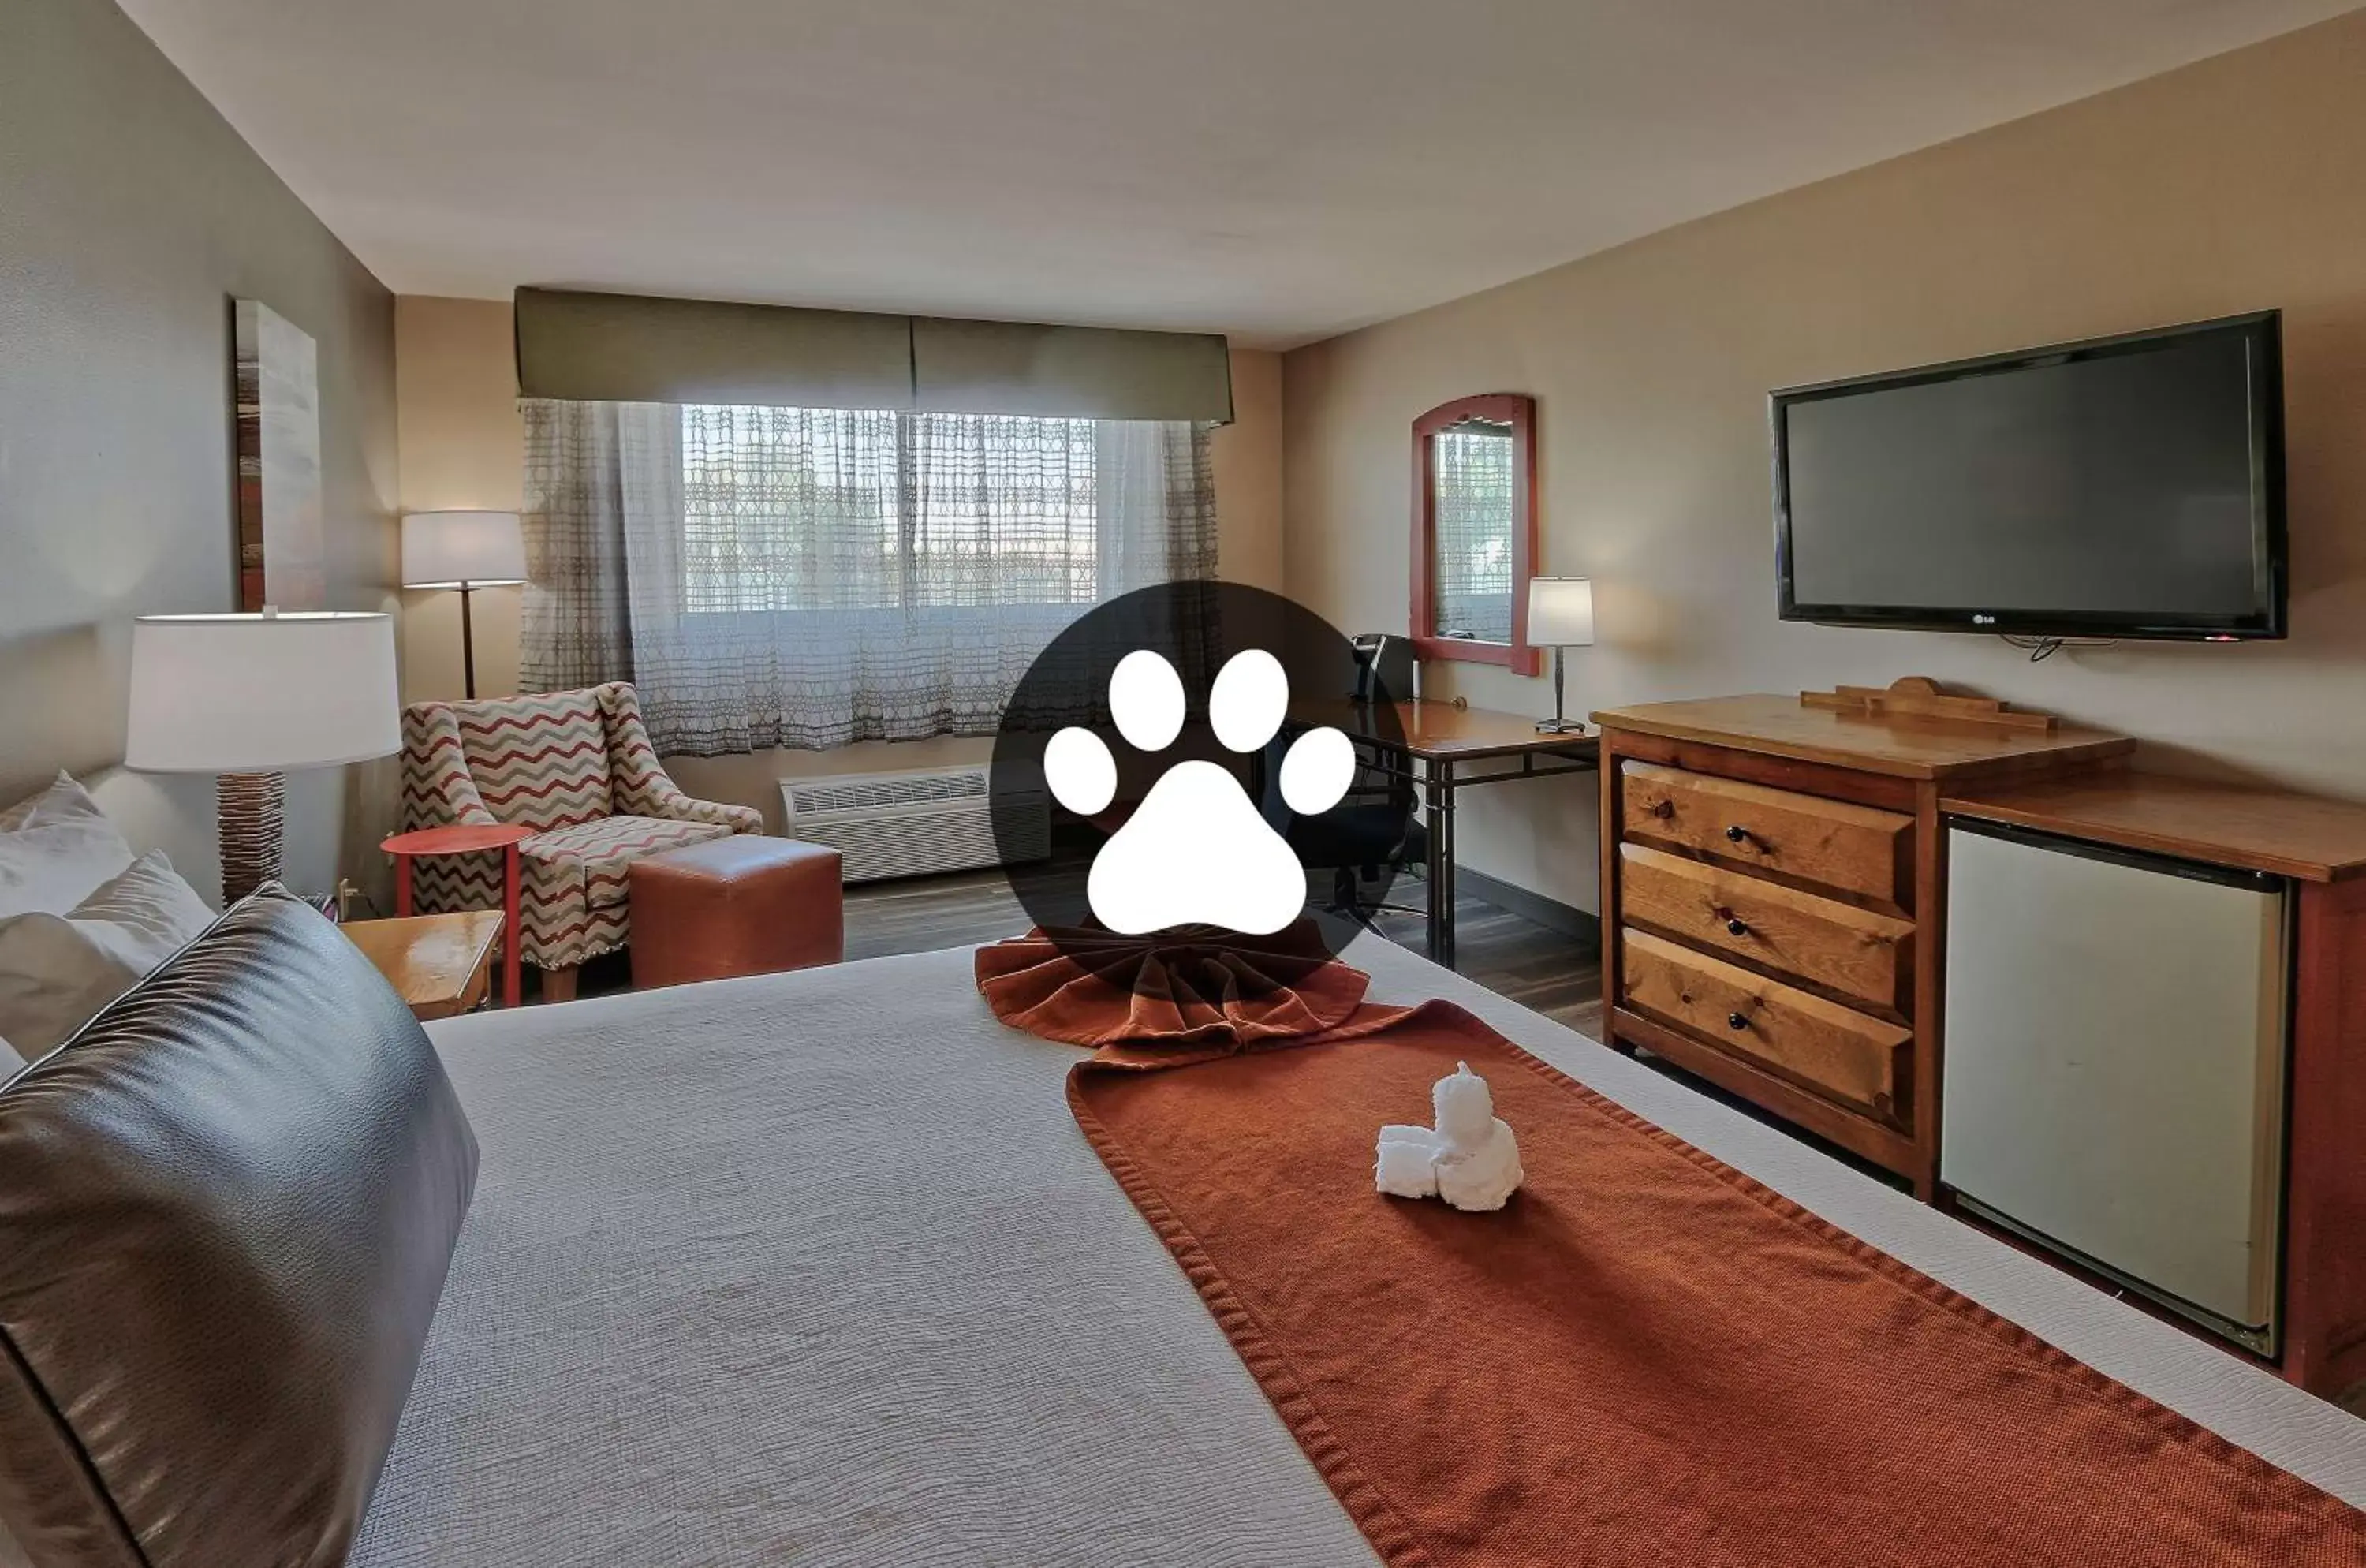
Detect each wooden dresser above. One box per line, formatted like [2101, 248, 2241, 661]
[1592, 692, 2133, 1199]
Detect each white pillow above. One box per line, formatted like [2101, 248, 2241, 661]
[0, 772, 135, 921]
[0, 770, 110, 833]
[1, 1032, 22, 1077]
[0, 850, 216, 1058]
[0, 775, 55, 832]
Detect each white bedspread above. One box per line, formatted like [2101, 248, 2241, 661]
[352, 934, 2366, 1566]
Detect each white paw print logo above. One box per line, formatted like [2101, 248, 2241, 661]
[1044, 648, 1354, 935]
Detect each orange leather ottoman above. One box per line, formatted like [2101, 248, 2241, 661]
[629, 836, 845, 989]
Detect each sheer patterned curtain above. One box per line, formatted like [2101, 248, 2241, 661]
[520, 399, 1215, 754]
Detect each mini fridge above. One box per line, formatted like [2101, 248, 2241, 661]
[1942, 819, 2290, 1353]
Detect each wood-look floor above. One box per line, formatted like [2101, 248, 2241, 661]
[843, 866, 1607, 1040]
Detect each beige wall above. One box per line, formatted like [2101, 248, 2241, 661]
[392, 301, 1289, 827]
[0, 0, 398, 902]
[1212, 347, 1286, 595]
[1282, 9, 2366, 914]
[396, 296, 526, 702]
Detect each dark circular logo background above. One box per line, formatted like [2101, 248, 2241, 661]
[987, 581, 1411, 986]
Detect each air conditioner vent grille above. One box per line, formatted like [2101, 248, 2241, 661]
[788, 769, 989, 817]
[779, 763, 1045, 883]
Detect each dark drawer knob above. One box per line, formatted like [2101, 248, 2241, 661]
[1726, 1011, 1750, 1031]
[1726, 917, 1750, 938]
[1649, 799, 1674, 819]
[1725, 823, 1751, 844]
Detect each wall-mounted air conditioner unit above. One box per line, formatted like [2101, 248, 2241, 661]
[778, 763, 1046, 883]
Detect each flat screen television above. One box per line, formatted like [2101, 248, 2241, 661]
[1772, 312, 2286, 640]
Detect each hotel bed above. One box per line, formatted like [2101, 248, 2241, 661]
[330, 932, 2366, 1566]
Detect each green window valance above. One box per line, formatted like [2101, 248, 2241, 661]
[514, 287, 1233, 424]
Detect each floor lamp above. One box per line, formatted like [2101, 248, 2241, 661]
[1528, 577, 1596, 735]
[401, 510, 525, 699]
[125, 610, 400, 905]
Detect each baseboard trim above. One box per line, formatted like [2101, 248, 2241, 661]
[1454, 868, 1601, 948]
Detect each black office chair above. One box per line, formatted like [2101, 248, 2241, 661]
[1259, 734, 1428, 933]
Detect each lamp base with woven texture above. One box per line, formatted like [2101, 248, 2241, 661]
[218, 771, 287, 905]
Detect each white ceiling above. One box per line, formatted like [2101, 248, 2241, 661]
[121, 0, 2358, 349]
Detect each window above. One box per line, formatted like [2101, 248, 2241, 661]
[518, 395, 1212, 754]
[678, 405, 1103, 614]
[1429, 422, 1517, 644]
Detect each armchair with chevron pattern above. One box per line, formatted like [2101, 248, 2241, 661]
[397, 682, 764, 1000]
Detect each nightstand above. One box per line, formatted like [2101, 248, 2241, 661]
[345, 910, 503, 1021]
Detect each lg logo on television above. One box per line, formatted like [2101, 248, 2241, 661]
[1972, 614, 1997, 625]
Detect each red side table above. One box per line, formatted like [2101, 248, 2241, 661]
[381, 823, 534, 1007]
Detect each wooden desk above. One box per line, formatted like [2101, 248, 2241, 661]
[345, 911, 503, 1021]
[1292, 700, 1599, 965]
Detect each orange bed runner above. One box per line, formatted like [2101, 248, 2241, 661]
[981, 936, 2366, 1567]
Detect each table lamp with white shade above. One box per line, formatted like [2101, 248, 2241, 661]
[401, 510, 524, 699]
[125, 610, 400, 905]
[1527, 576, 1595, 735]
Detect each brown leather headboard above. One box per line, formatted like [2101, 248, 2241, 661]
[0, 889, 478, 1567]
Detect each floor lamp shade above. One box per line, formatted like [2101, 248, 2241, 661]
[401, 510, 523, 699]
[1524, 577, 1595, 734]
[401, 510, 525, 588]
[126, 611, 400, 902]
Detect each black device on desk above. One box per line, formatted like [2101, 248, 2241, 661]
[1349, 634, 1415, 704]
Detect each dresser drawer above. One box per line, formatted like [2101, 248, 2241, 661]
[1621, 928, 1912, 1125]
[1621, 762, 1913, 910]
[1618, 843, 1914, 1015]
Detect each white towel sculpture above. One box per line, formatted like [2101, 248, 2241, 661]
[1375, 1061, 1524, 1211]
